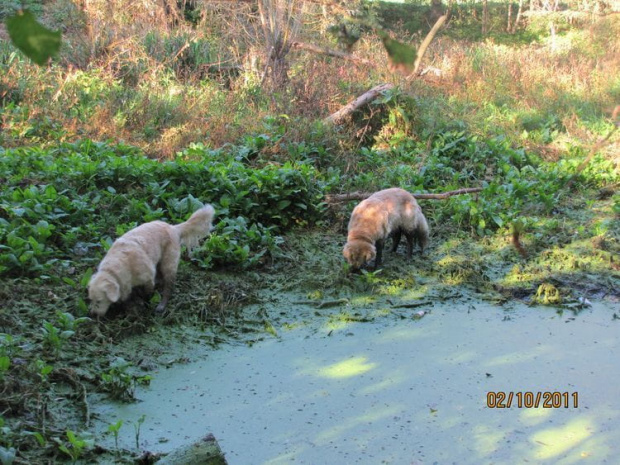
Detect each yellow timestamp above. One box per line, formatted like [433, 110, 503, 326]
[487, 391, 579, 409]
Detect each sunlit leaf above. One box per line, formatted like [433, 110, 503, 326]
[6, 10, 61, 66]
[379, 33, 417, 75]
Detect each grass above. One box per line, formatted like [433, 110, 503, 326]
[0, 0, 619, 462]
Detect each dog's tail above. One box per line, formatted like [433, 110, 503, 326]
[174, 204, 215, 252]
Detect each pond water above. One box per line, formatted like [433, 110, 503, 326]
[92, 298, 620, 464]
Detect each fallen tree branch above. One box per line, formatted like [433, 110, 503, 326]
[292, 298, 349, 308]
[390, 300, 432, 309]
[326, 187, 483, 203]
[324, 83, 394, 125]
[408, 14, 448, 79]
[291, 41, 376, 67]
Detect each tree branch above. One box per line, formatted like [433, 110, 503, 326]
[324, 83, 394, 125]
[325, 187, 483, 203]
[291, 41, 376, 67]
[408, 14, 448, 80]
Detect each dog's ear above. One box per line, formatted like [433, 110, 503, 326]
[103, 279, 121, 303]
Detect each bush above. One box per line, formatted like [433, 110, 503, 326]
[0, 140, 327, 278]
[338, 130, 618, 237]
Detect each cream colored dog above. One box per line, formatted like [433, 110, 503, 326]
[88, 204, 215, 316]
[343, 188, 429, 270]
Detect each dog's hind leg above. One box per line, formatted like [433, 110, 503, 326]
[155, 247, 181, 314]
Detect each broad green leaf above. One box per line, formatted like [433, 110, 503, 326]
[6, 10, 61, 66]
[277, 200, 291, 210]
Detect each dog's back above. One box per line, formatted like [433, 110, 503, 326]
[110, 221, 175, 267]
[349, 188, 417, 241]
[375, 188, 429, 252]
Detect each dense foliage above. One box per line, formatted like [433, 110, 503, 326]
[0, 140, 327, 277]
[1, 133, 617, 280]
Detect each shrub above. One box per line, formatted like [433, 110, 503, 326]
[0, 140, 327, 278]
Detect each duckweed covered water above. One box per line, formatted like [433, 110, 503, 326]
[92, 298, 620, 464]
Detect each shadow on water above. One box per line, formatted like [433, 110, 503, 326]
[91, 294, 620, 464]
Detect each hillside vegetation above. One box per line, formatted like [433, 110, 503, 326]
[1, 0, 619, 462]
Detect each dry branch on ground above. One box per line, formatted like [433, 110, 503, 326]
[325, 188, 483, 203]
[324, 83, 395, 125]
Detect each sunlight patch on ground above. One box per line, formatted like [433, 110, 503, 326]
[350, 295, 377, 306]
[264, 450, 299, 465]
[530, 416, 593, 461]
[377, 325, 433, 343]
[324, 318, 353, 332]
[317, 356, 377, 379]
[472, 424, 507, 457]
[314, 404, 402, 445]
[484, 344, 552, 367]
[443, 349, 478, 364]
[358, 373, 407, 395]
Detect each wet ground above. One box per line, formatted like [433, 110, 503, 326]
[91, 295, 620, 464]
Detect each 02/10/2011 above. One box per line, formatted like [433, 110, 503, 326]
[487, 391, 579, 409]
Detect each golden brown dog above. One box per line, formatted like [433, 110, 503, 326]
[88, 204, 215, 316]
[343, 188, 428, 270]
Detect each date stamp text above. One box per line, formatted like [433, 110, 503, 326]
[487, 391, 579, 409]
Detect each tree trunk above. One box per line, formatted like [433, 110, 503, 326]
[507, 3, 513, 32]
[257, 0, 304, 88]
[409, 14, 448, 79]
[513, 0, 525, 33]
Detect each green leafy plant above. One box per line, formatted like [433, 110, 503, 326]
[40, 321, 74, 357]
[107, 420, 123, 453]
[26, 431, 46, 448]
[55, 311, 90, 332]
[0, 357, 9, 382]
[0, 140, 326, 278]
[33, 359, 53, 382]
[53, 430, 94, 464]
[198, 217, 283, 269]
[100, 358, 151, 402]
[133, 415, 146, 450]
[0, 334, 20, 360]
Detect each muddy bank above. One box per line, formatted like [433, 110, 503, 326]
[91, 296, 620, 464]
